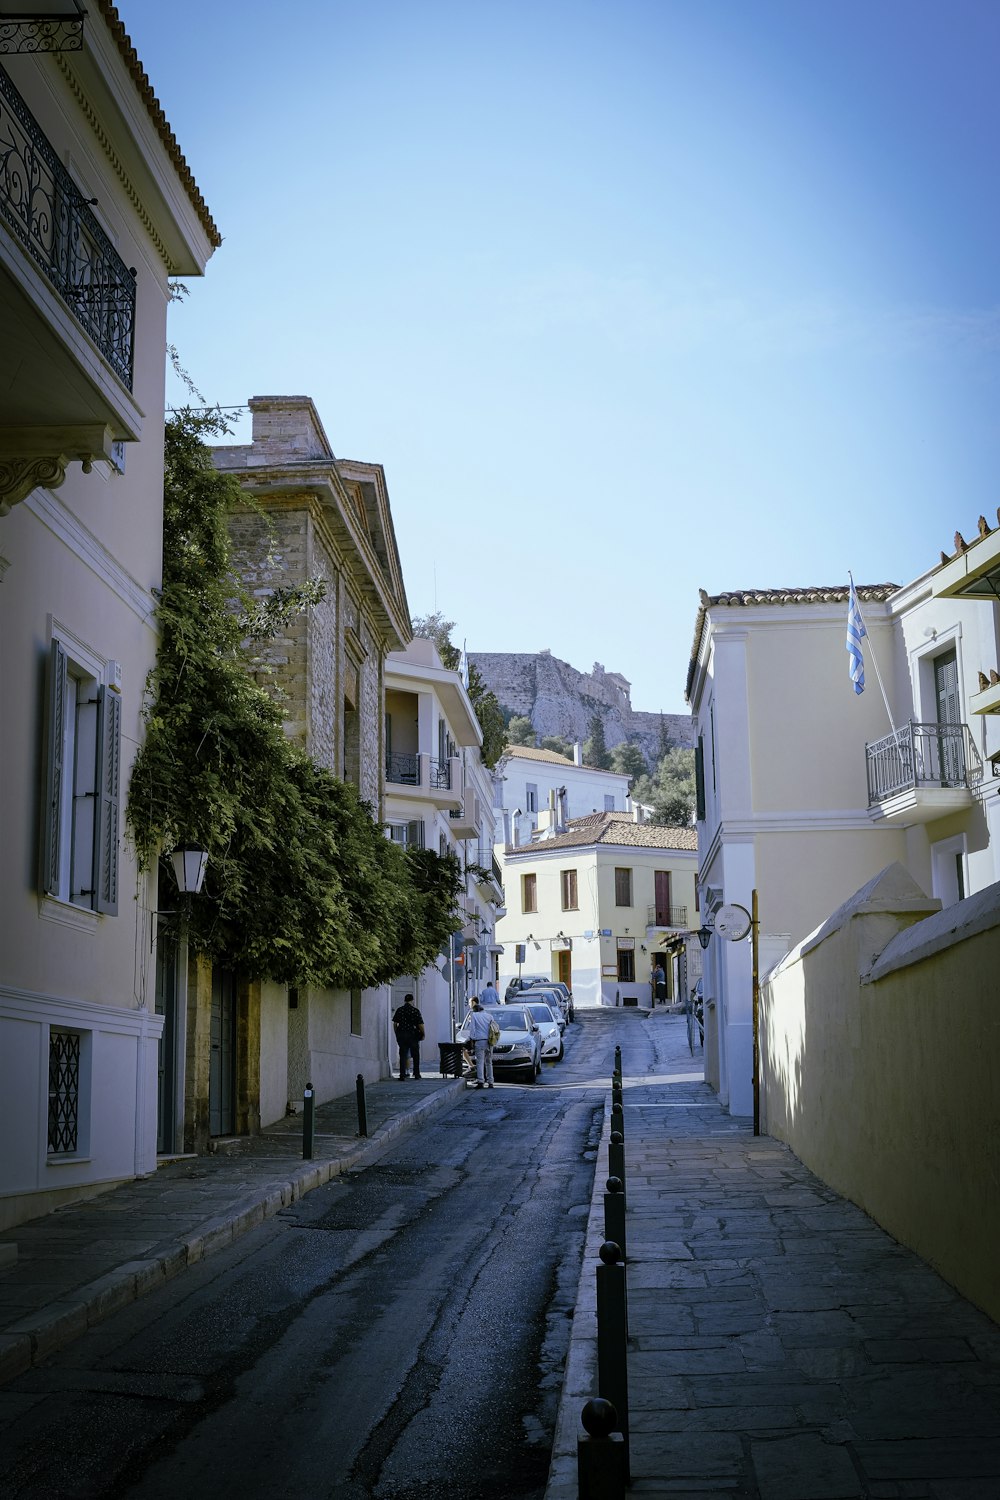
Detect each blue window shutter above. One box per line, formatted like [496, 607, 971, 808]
[41, 639, 68, 896]
[694, 737, 706, 823]
[93, 685, 121, 915]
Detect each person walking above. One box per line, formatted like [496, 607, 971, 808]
[463, 996, 495, 1089]
[652, 961, 667, 1005]
[479, 979, 501, 1006]
[392, 993, 424, 1080]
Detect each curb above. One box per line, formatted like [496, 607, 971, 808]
[0, 1079, 465, 1387]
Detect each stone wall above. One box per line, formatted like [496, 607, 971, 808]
[470, 648, 693, 762]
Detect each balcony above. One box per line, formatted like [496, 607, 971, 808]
[646, 903, 688, 932]
[468, 850, 504, 905]
[0, 60, 140, 506]
[866, 721, 983, 826]
[384, 750, 461, 809]
[449, 797, 478, 838]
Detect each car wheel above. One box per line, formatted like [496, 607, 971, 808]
[521, 1064, 536, 1084]
[557, 1042, 564, 1061]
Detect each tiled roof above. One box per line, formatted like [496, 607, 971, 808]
[505, 744, 627, 776]
[685, 582, 899, 703]
[99, 2, 221, 247]
[505, 811, 698, 856]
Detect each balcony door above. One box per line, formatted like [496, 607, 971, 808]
[654, 870, 672, 926]
[934, 652, 962, 785]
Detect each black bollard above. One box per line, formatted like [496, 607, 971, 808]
[596, 1242, 630, 1485]
[608, 1130, 626, 1208]
[356, 1073, 368, 1138]
[611, 1099, 624, 1141]
[302, 1082, 315, 1160]
[577, 1396, 626, 1500]
[604, 1176, 627, 1262]
[613, 1044, 622, 1080]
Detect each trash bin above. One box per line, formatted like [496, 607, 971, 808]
[439, 1041, 466, 1078]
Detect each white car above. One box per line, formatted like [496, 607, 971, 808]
[524, 987, 568, 1033]
[520, 1000, 564, 1061]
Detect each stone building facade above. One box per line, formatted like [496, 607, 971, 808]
[198, 396, 412, 1130]
[470, 649, 693, 763]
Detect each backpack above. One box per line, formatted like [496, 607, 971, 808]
[487, 1017, 501, 1047]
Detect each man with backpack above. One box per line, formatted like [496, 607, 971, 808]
[392, 993, 425, 1080]
[463, 995, 497, 1089]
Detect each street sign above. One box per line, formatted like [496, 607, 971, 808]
[715, 903, 752, 941]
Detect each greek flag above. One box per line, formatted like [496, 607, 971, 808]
[846, 579, 866, 695]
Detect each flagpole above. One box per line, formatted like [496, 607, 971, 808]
[848, 572, 900, 740]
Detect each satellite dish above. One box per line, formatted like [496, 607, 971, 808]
[714, 903, 752, 942]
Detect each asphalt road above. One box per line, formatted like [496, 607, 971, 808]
[0, 1011, 639, 1500]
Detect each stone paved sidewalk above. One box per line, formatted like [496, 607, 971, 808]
[547, 1022, 1000, 1500]
[0, 1075, 463, 1386]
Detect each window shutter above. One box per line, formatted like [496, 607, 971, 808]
[695, 737, 706, 822]
[93, 685, 121, 915]
[41, 639, 68, 896]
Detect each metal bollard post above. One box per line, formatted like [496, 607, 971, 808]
[356, 1073, 368, 1138]
[302, 1082, 315, 1160]
[577, 1396, 626, 1500]
[604, 1176, 627, 1263]
[596, 1242, 630, 1485]
[608, 1130, 626, 1208]
[613, 1044, 622, 1082]
[611, 1099, 624, 1141]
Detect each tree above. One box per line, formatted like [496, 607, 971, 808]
[507, 716, 537, 747]
[411, 611, 460, 671]
[127, 410, 462, 988]
[632, 747, 696, 826]
[540, 735, 573, 759]
[583, 712, 611, 770]
[656, 713, 673, 763]
[610, 741, 648, 786]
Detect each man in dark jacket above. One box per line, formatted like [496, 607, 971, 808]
[392, 993, 424, 1080]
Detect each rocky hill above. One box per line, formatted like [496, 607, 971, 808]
[469, 649, 693, 766]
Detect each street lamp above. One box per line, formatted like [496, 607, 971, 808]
[697, 926, 712, 950]
[169, 844, 209, 896]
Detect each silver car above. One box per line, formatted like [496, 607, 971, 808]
[469, 1005, 542, 1083]
[520, 1001, 564, 1061]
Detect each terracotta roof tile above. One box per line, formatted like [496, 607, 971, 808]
[505, 812, 697, 856]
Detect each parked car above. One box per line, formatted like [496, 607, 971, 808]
[522, 987, 567, 1033]
[459, 1005, 542, 1083]
[504, 974, 549, 1000]
[506, 975, 575, 1020]
[520, 1001, 564, 1060]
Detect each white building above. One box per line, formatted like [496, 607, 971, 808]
[495, 744, 631, 847]
[685, 558, 1000, 1118]
[384, 639, 503, 1045]
[496, 811, 698, 1008]
[0, 11, 217, 1228]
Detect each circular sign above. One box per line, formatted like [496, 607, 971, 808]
[714, 903, 752, 941]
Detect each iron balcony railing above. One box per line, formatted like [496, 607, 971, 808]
[429, 757, 452, 791]
[866, 721, 983, 806]
[0, 62, 136, 388]
[385, 751, 419, 786]
[647, 903, 689, 929]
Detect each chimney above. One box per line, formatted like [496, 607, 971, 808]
[573, 741, 583, 766]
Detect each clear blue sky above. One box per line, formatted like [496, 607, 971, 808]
[119, 0, 1000, 716]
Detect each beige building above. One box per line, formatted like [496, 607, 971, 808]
[384, 638, 503, 1045]
[205, 396, 412, 1131]
[686, 556, 1000, 1117]
[497, 812, 698, 1007]
[0, 8, 217, 1227]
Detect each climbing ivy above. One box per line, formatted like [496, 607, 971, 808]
[127, 409, 461, 988]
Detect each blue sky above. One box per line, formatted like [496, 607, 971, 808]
[119, 0, 1000, 716]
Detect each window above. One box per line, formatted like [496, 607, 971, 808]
[525, 783, 538, 814]
[561, 868, 578, 910]
[617, 949, 635, 983]
[522, 871, 537, 913]
[604, 794, 615, 812]
[41, 638, 120, 914]
[695, 736, 706, 822]
[614, 867, 632, 906]
[48, 1028, 89, 1155]
[388, 820, 425, 851]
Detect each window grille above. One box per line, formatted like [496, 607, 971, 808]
[48, 1030, 80, 1153]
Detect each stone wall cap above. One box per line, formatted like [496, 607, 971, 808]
[770, 863, 941, 975]
[866, 878, 1000, 982]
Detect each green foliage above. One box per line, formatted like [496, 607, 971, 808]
[630, 747, 696, 826]
[127, 410, 462, 988]
[506, 715, 537, 746]
[583, 712, 611, 770]
[540, 735, 573, 759]
[610, 741, 648, 786]
[411, 611, 461, 670]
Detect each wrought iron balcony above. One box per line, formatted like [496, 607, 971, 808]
[429, 757, 452, 791]
[385, 751, 419, 786]
[866, 721, 983, 806]
[0, 61, 136, 388]
[646, 903, 689, 929]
